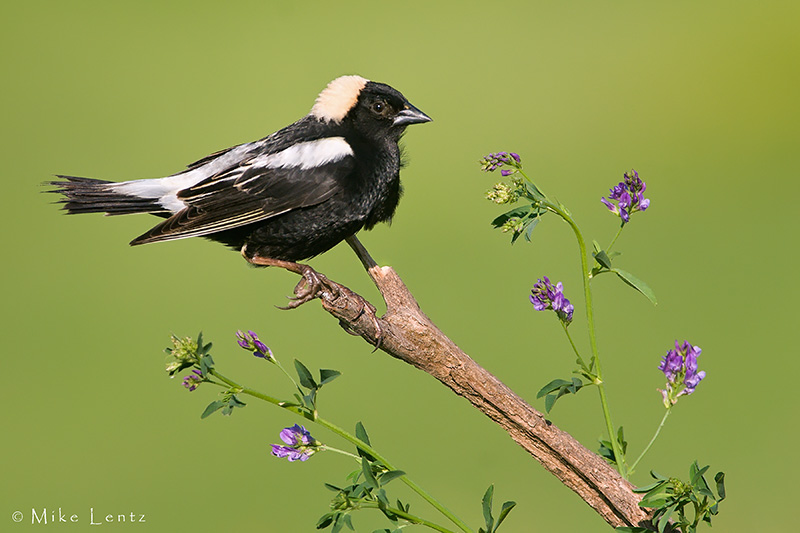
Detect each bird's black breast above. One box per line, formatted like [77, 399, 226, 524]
[217, 134, 403, 262]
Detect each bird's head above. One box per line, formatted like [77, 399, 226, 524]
[310, 75, 431, 139]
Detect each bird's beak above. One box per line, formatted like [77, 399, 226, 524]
[393, 103, 432, 126]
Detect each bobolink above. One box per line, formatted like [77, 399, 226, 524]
[49, 75, 431, 301]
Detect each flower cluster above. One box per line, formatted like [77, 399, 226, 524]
[236, 330, 274, 361]
[182, 369, 203, 392]
[658, 340, 706, 407]
[529, 277, 574, 324]
[271, 424, 321, 462]
[601, 169, 650, 223]
[479, 152, 522, 175]
[165, 335, 200, 377]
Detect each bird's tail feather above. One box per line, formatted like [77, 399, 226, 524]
[47, 176, 166, 216]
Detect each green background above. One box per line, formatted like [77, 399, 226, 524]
[2, 1, 798, 531]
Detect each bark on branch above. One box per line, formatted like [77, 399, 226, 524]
[293, 236, 652, 529]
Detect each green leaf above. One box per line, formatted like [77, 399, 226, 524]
[355, 422, 375, 461]
[355, 421, 371, 445]
[650, 470, 668, 481]
[494, 500, 516, 531]
[544, 394, 557, 413]
[638, 486, 671, 509]
[362, 458, 379, 489]
[523, 217, 541, 242]
[342, 513, 354, 531]
[319, 369, 341, 386]
[615, 528, 650, 533]
[324, 483, 342, 492]
[200, 400, 224, 419]
[316, 513, 334, 529]
[200, 354, 214, 375]
[524, 182, 546, 201]
[612, 268, 658, 305]
[376, 488, 391, 509]
[378, 470, 405, 486]
[714, 472, 726, 501]
[594, 249, 613, 269]
[536, 379, 572, 398]
[538, 378, 584, 413]
[482, 485, 495, 532]
[491, 206, 532, 228]
[660, 502, 681, 533]
[633, 480, 667, 493]
[294, 359, 317, 390]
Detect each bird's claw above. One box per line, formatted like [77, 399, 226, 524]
[277, 265, 338, 310]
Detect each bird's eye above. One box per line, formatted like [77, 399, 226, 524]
[371, 101, 386, 115]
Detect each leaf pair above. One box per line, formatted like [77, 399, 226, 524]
[478, 485, 516, 533]
[591, 243, 657, 305]
[293, 359, 341, 416]
[536, 377, 585, 413]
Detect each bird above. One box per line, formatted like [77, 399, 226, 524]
[48, 75, 431, 305]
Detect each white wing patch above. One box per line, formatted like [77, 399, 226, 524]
[111, 137, 352, 213]
[259, 137, 354, 170]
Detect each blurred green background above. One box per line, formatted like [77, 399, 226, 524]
[2, 1, 798, 531]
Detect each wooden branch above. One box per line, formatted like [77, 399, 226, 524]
[296, 236, 652, 529]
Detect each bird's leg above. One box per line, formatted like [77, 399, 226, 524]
[241, 244, 382, 349]
[241, 250, 338, 309]
[344, 235, 385, 348]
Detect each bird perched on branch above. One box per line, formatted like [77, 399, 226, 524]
[48, 75, 431, 305]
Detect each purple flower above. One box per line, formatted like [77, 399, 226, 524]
[529, 277, 574, 324]
[601, 170, 650, 223]
[271, 424, 320, 462]
[182, 369, 203, 392]
[235, 330, 274, 361]
[658, 340, 706, 407]
[480, 152, 523, 173]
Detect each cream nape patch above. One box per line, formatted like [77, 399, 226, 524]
[310, 75, 368, 123]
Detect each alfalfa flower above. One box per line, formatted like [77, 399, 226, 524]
[271, 424, 321, 462]
[601, 169, 650, 223]
[182, 369, 203, 392]
[530, 277, 574, 325]
[236, 330, 275, 362]
[479, 152, 522, 173]
[658, 340, 706, 407]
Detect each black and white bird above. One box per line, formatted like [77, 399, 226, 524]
[49, 75, 431, 302]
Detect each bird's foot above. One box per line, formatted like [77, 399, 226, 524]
[281, 264, 340, 309]
[241, 250, 338, 309]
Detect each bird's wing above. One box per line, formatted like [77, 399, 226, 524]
[130, 143, 354, 245]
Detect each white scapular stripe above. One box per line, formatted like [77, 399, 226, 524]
[111, 137, 352, 214]
[258, 137, 353, 170]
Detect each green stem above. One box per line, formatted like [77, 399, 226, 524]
[629, 408, 671, 475]
[320, 445, 362, 461]
[606, 224, 625, 255]
[313, 417, 472, 533]
[561, 322, 591, 375]
[274, 360, 302, 393]
[206, 368, 473, 533]
[543, 200, 627, 479]
[378, 505, 458, 533]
